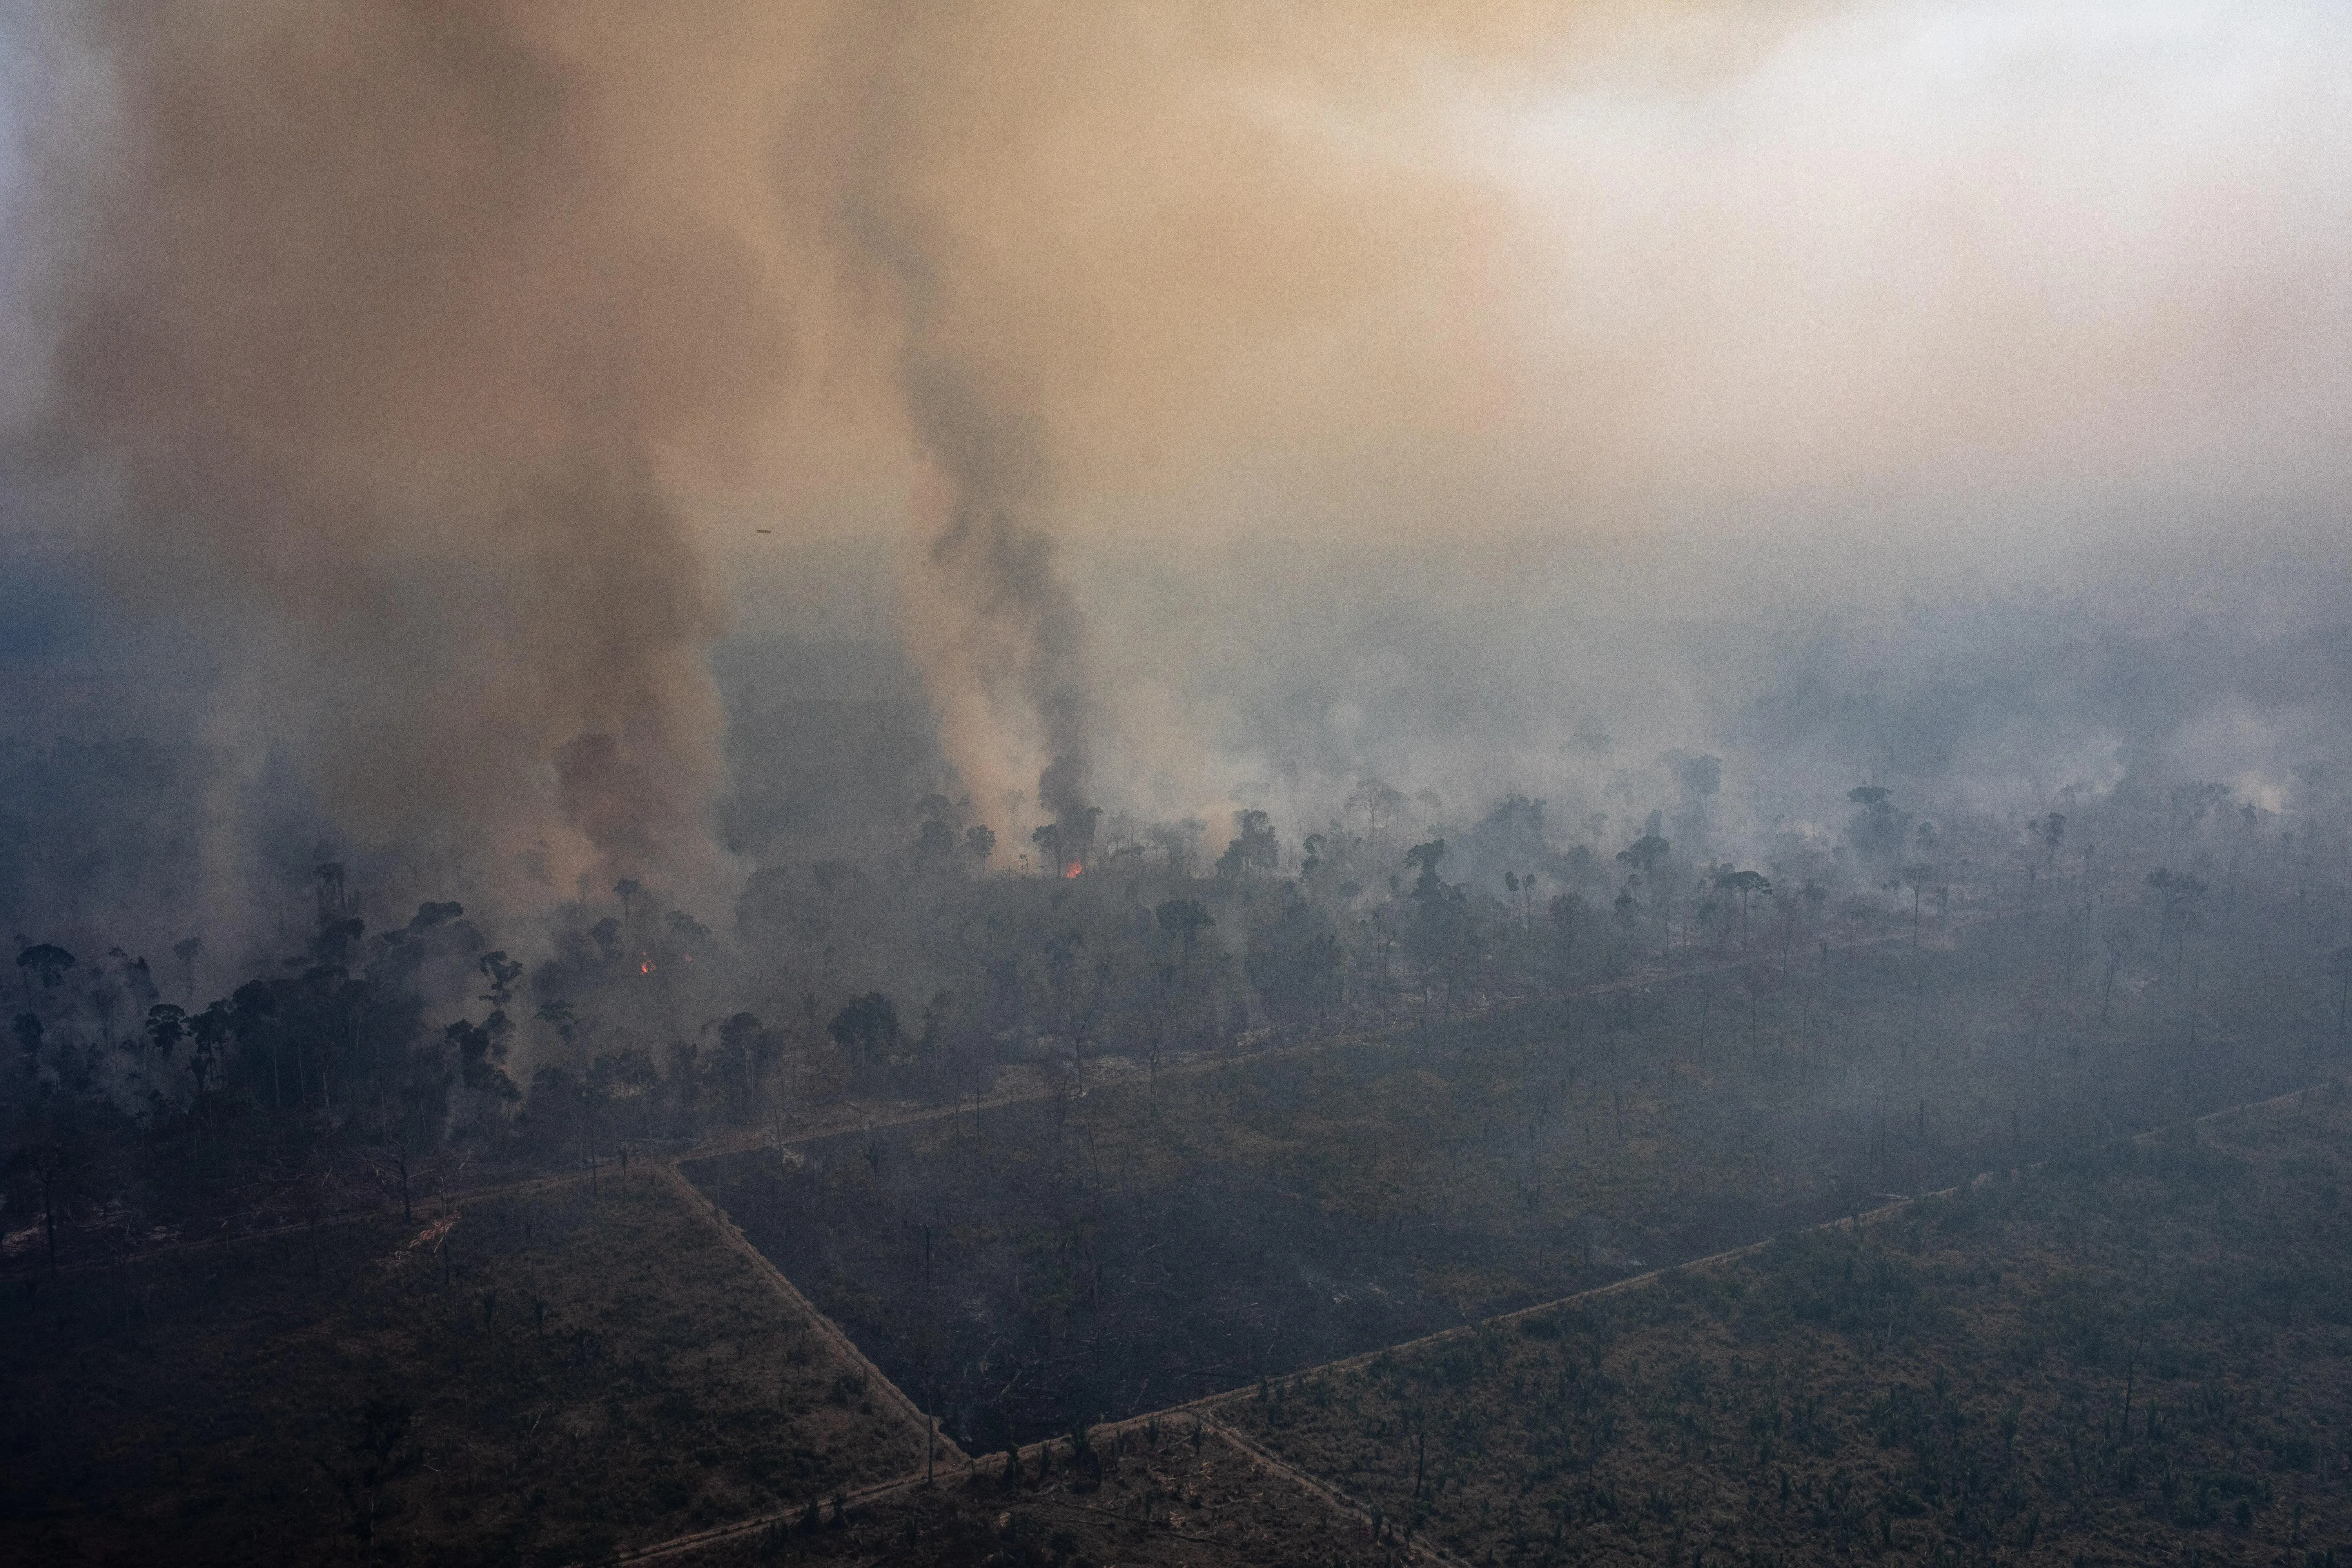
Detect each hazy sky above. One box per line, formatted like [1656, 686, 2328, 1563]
[700, 0, 2352, 559]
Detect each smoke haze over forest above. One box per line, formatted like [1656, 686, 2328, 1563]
[0, 0, 2345, 916]
[4, 11, 2352, 1561]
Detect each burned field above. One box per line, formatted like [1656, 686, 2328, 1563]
[691, 1096, 1511, 1451]
[691, 1420, 1373, 1568]
[1220, 1083, 2352, 1567]
[0, 1171, 915, 1566]
[688, 899, 2345, 1452]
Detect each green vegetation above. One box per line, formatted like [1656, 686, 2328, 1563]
[0, 1171, 914, 1565]
[1223, 1085, 2352, 1566]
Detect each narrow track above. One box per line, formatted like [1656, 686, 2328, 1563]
[602, 1065, 2345, 1567]
[1200, 1412, 1474, 1568]
[653, 1160, 966, 1472]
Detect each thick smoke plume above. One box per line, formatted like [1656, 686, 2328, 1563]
[784, 4, 1098, 851]
[3, 0, 2346, 886]
[4, 2, 786, 893]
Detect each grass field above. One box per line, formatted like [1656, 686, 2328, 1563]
[1217, 1082, 2352, 1566]
[1, 1169, 918, 1566]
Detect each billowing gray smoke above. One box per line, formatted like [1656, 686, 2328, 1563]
[5, 2, 786, 895]
[791, 2, 1096, 851]
[5, 0, 2344, 895]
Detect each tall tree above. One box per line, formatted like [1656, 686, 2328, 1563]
[1900, 862, 1938, 954]
[1713, 867, 1771, 952]
[1549, 892, 1586, 1038]
[1156, 899, 1214, 978]
[477, 950, 524, 1009]
[171, 936, 203, 999]
[827, 993, 899, 1085]
[535, 999, 581, 1058]
[15, 942, 75, 1009]
[2032, 811, 2065, 872]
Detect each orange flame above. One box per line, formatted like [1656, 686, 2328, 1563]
[639, 954, 655, 975]
[1063, 861, 1083, 879]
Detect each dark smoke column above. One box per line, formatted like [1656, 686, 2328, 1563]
[794, 5, 1097, 855]
[13, 3, 787, 892]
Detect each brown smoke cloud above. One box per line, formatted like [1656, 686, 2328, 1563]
[778, 1, 1099, 846]
[4, 1, 2344, 870]
[4, 1, 788, 894]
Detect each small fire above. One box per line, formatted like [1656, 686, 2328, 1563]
[1063, 861, 1083, 879]
[639, 953, 655, 975]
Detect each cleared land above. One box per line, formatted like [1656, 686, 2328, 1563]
[1, 1170, 916, 1566]
[1217, 1083, 2352, 1566]
[680, 1420, 1382, 1568]
[689, 908, 2339, 1447]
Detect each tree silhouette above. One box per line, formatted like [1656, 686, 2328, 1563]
[1045, 934, 1114, 1091]
[1031, 822, 1063, 875]
[2035, 812, 2065, 870]
[1844, 786, 1903, 866]
[535, 999, 581, 1057]
[965, 823, 996, 873]
[1156, 899, 1214, 978]
[1563, 728, 1612, 797]
[144, 1002, 187, 1068]
[1900, 862, 1937, 954]
[2145, 868, 2208, 969]
[1617, 834, 1671, 881]
[1403, 839, 1449, 894]
[1216, 809, 1279, 880]
[1347, 778, 1408, 846]
[1672, 753, 1722, 817]
[591, 918, 624, 964]
[171, 936, 203, 998]
[613, 878, 642, 927]
[2054, 905, 2090, 1016]
[1713, 868, 1771, 951]
[313, 860, 347, 920]
[828, 992, 899, 1083]
[15, 942, 75, 1009]
[718, 1010, 766, 1112]
[477, 949, 523, 1009]
[915, 817, 957, 869]
[1549, 892, 1586, 1037]
[8, 1140, 75, 1272]
[178, 1000, 230, 1127]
